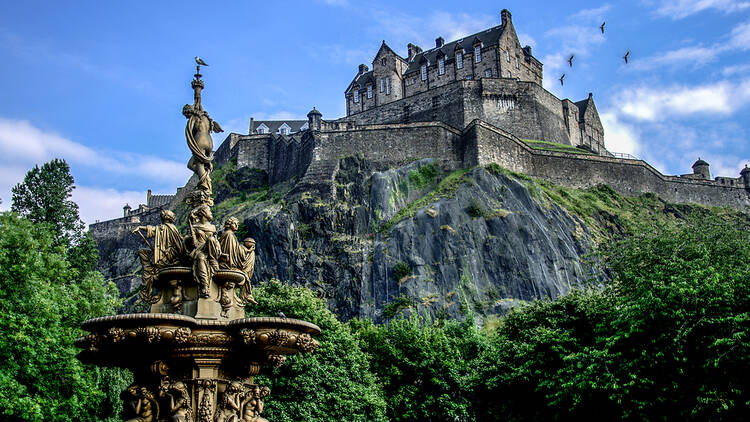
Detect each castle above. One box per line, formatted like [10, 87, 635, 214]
[91, 8, 750, 235]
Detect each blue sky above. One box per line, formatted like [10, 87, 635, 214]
[1, 0, 749, 224]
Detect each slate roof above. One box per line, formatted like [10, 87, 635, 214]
[346, 70, 375, 92]
[404, 23, 523, 74]
[252, 120, 308, 134]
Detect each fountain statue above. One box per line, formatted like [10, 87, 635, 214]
[76, 58, 320, 421]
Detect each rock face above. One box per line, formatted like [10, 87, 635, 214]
[95, 158, 602, 321]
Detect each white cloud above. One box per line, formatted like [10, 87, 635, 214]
[371, 10, 496, 54]
[600, 112, 643, 156]
[72, 187, 144, 226]
[572, 4, 613, 20]
[320, 0, 348, 5]
[0, 117, 190, 224]
[617, 79, 750, 121]
[630, 46, 719, 70]
[728, 20, 750, 48]
[722, 63, 750, 75]
[0, 118, 188, 184]
[652, 0, 750, 19]
[517, 33, 537, 49]
[630, 20, 750, 71]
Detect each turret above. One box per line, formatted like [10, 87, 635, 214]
[435, 37, 444, 48]
[307, 107, 322, 131]
[407, 43, 422, 62]
[692, 158, 710, 180]
[501, 9, 512, 26]
[358, 64, 369, 75]
[741, 165, 750, 187]
[123, 203, 131, 217]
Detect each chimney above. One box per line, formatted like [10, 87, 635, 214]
[407, 43, 423, 62]
[501, 9, 512, 26]
[523, 45, 532, 56]
[358, 64, 369, 75]
[249, 117, 254, 134]
[435, 37, 444, 48]
[147, 189, 152, 206]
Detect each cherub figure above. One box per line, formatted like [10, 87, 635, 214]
[159, 380, 192, 422]
[240, 385, 270, 422]
[122, 386, 158, 422]
[215, 381, 243, 422]
[132, 210, 185, 304]
[218, 217, 258, 305]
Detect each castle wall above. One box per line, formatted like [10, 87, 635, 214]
[342, 81, 468, 129]
[313, 122, 464, 170]
[343, 78, 578, 148]
[469, 121, 750, 210]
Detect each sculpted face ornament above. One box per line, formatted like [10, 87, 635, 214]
[75, 58, 321, 422]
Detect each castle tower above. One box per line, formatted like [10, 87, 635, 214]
[741, 165, 750, 188]
[123, 203, 131, 217]
[692, 158, 711, 180]
[307, 107, 322, 131]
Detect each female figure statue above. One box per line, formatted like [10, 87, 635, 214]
[215, 381, 243, 422]
[183, 104, 223, 193]
[218, 217, 258, 305]
[188, 204, 221, 298]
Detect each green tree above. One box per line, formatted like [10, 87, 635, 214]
[351, 314, 487, 422]
[0, 213, 130, 421]
[246, 280, 387, 422]
[473, 218, 750, 421]
[11, 159, 83, 248]
[11, 159, 99, 275]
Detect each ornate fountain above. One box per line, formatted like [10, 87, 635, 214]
[76, 58, 320, 422]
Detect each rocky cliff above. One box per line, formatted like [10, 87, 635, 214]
[96, 158, 617, 321]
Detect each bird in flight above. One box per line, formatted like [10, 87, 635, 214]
[600, 22, 606, 34]
[559, 74, 565, 86]
[623, 51, 630, 64]
[195, 56, 209, 66]
[568, 54, 574, 67]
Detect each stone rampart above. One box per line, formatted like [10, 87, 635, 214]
[467, 120, 750, 210]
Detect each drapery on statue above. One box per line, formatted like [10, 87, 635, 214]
[187, 204, 221, 298]
[218, 217, 258, 305]
[183, 104, 223, 194]
[132, 210, 185, 304]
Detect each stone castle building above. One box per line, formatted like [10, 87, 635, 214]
[90, 8, 750, 237]
[343, 9, 605, 155]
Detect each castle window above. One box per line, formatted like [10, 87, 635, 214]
[381, 58, 386, 66]
[456, 52, 463, 69]
[367, 84, 373, 99]
[421, 64, 427, 81]
[485, 69, 492, 77]
[438, 57, 445, 75]
[474, 46, 481, 62]
[354, 90, 359, 103]
[432, 96, 439, 108]
[505, 50, 510, 62]
[515, 56, 519, 69]
[380, 79, 384, 92]
[507, 71, 512, 77]
[386, 77, 391, 95]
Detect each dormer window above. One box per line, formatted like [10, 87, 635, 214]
[367, 84, 373, 99]
[421, 64, 427, 81]
[354, 90, 359, 103]
[506, 50, 510, 62]
[456, 52, 463, 69]
[278, 123, 291, 135]
[438, 57, 445, 75]
[474, 45, 482, 62]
